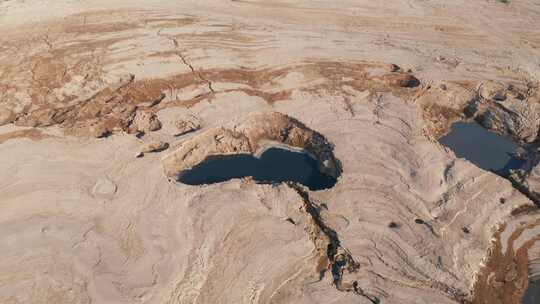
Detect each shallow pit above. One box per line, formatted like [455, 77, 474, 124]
[439, 121, 524, 175]
[177, 147, 337, 191]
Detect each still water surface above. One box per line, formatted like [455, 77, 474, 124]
[439, 122, 523, 175]
[177, 147, 337, 190]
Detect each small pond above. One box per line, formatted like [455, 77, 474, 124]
[523, 279, 540, 304]
[439, 122, 524, 175]
[441, 121, 539, 304]
[177, 147, 337, 191]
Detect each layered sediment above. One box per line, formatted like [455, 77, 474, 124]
[0, 1, 539, 303]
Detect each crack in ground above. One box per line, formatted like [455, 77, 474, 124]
[287, 182, 470, 303]
[286, 182, 380, 303]
[158, 30, 215, 96]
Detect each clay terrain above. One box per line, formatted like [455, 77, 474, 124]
[1, 0, 540, 303]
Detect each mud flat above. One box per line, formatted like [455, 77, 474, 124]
[0, 1, 539, 303]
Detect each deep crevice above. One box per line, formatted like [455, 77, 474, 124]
[285, 183, 381, 302]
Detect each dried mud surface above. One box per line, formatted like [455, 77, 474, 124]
[1, 1, 540, 304]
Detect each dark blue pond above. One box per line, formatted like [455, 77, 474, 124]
[177, 147, 337, 190]
[441, 122, 538, 304]
[523, 279, 540, 304]
[439, 122, 524, 175]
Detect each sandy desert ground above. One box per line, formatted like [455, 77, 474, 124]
[1, 0, 540, 303]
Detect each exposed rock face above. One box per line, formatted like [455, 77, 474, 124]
[456, 81, 540, 144]
[479, 81, 507, 101]
[136, 141, 169, 157]
[174, 115, 201, 136]
[420, 80, 540, 144]
[161, 112, 341, 180]
[131, 110, 162, 133]
[14, 106, 71, 127]
[140, 141, 169, 153]
[478, 99, 540, 143]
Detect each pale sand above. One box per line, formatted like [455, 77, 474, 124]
[0, 1, 539, 303]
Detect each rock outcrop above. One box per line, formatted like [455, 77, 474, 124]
[174, 115, 201, 136]
[136, 141, 169, 157]
[131, 110, 162, 133]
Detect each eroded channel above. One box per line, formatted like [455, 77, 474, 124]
[177, 147, 337, 191]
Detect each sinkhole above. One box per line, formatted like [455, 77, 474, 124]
[439, 121, 524, 176]
[440, 121, 540, 304]
[176, 147, 338, 191]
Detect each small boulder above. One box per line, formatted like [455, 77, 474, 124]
[137, 141, 169, 157]
[383, 73, 420, 88]
[89, 123, 110, 138]
[387, 63, 400, 72]
[132, 111, 162, 132]
[479, 81, 507, 101]
[414, 218, 425, 224]
[175, 116, 201, 136]
[388, 221, 399, 228]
